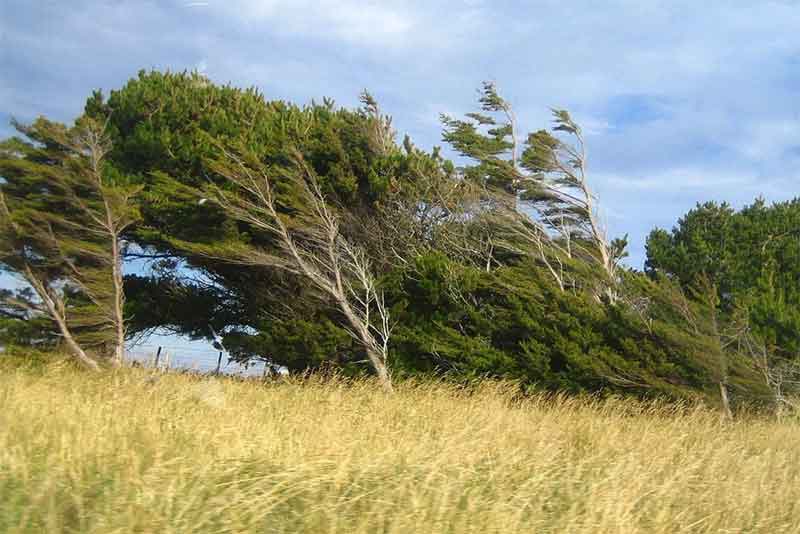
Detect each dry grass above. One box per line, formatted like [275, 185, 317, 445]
[2, 361, 800, 533]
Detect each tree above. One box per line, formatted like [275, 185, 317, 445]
[691, 276, 734, 420]
[85, 71, 428, 370]
[0, 70, 746, 407]
[645, 201, 736, 292]
[206, 144, 394, 391]
[441, 81, 521, 193]
[520, 110, 627, 300]
[723, 302, 800, 417]
[646, 198, 800, 363]
[442, 83, 625, 300]
[0, 117, 140, 367]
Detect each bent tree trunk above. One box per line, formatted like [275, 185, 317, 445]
[719, 381, 733, 421]
[210, 146, 395, 392]
[365, 346, 392, 393]
[110, 235, 126, 367]
[338, 296, 393, 393]
[58, 320, 101, 371]
[30, 273, 100, 371]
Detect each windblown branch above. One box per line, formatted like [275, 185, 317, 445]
[208, 144, 394, 391]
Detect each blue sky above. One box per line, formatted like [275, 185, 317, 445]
[2, 0, 800, 270]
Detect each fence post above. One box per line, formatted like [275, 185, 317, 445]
[215, 351, 223, 374]
[154, 346, 162, 368]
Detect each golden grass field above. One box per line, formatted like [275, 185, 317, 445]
[2, 358, 800, 533]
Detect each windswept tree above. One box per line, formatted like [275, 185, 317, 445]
[5, 70, 760, 405]
[84, 71, 423, 371]
[205, 145, 394, 391]
[647, 198, 800, 376]
[521, 111, 627, 298]
[442, 83, 626, 299]
[441, 82, 522, 192]
[0, 117, 140, 367]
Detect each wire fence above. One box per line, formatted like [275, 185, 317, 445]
[126, 343, 276, 378]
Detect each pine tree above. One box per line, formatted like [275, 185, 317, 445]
[442, 83, 626, 299]
[87, 70, 438, 371]
[0, 117, 140, 367]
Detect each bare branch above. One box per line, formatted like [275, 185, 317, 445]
[208, 143, 394, 391]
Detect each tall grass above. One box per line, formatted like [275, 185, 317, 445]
[2, 360, 800, 533]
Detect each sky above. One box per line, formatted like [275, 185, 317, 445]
[2, 1, 799, 269]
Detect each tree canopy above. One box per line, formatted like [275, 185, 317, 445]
[646, 198, 800, 359]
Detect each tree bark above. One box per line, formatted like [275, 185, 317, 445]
[368, 350, 393, 393]
[719, 380, 733, 421]
[26, 267, 100, 371]
[109, 229, 126, 367]
[338, 296, 393, 393]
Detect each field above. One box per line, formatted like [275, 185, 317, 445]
[2, 359, 800, 533]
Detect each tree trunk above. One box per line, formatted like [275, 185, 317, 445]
[110, 235, 126, 367]
[719, 381, 733, 421]
[365, 346, 393, 393]
[43, 293, 101, 371]
[60, 324, 102, 371]
[339, 298, 393, 393]
[25, 266, 100, 371]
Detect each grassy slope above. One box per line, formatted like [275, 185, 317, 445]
[2, 359, 800, 533]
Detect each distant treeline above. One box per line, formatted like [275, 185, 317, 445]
[2, 70, 799, 414]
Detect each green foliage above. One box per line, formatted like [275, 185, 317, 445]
[646, 198, 800, 359]
[442, 84, 625, 295]
[0, 70, 784, 408]
[645, 201, 736, 292]
[222, 316, 352, 373]
[383, 252, 721, 399]
[86, 71, 440, 362]
[0, 287, 56, 349]
[0, 117, 139, 358]
[87, 70, 403, 246]
[441, 81, 518, 191]
[0, 315, 55, 349]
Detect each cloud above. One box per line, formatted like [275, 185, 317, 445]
[192, 0, 485, 52]
[599, 167, 756, 193]
[737, 119, 800, 162]
[213, 0, 412, 46]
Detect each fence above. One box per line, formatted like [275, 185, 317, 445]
[126, 343, 275, 377]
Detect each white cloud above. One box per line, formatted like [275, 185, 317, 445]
[198, 0, 484, 51]
[599, 168, 755, 193]
[737, 120, 800, 161]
